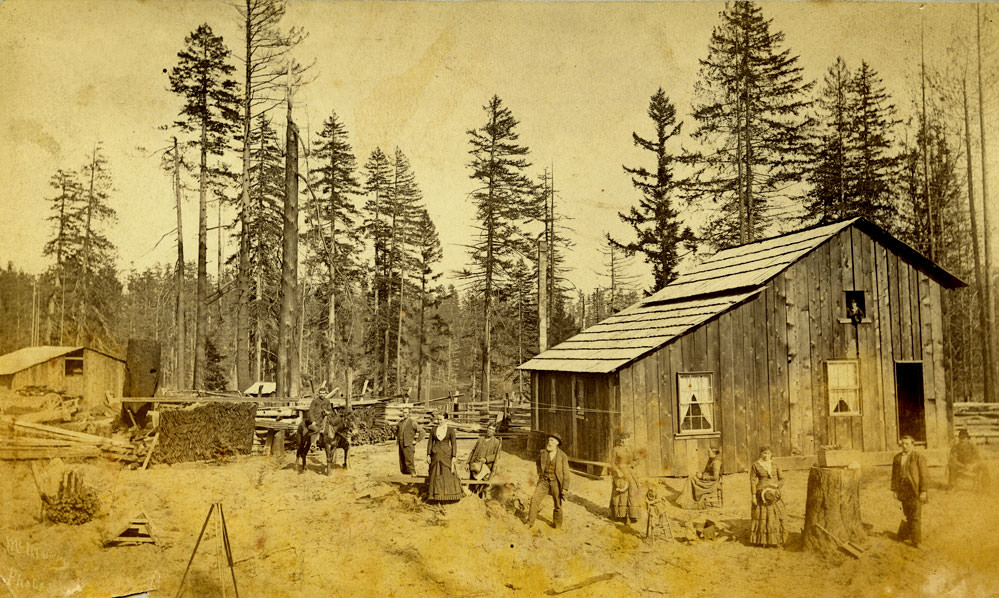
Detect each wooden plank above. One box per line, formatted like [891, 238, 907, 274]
[753, 287, 772, 450]
[855, 231, 880, 451]
[657, 347, 674, 473]
[719, 311, 737, 470]
[620, 366, 635, 439]
[897, 256, 913, 360]
[795, 255, 815, 456]
[910, 260, 923, 360]
[570, 375, 579, 458]
[785, 267, 801, 455]
[832, 231, 853, 449]
[806, 249, 824, 452]
[875, 242, 897, 448]
[815, 243, 833, 448]
[532, 373, 539, 431]
[918, 273, 937, 447]
[632, 359, 650, 476]
[668, 343, 684, 474]
[735, 302, 752, 471]
[772, 274, 791, 456]
[644, 352, 662, 476]
[930, 283, 948, 449]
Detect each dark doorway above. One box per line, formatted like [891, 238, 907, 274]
[895, 362, 926, 443]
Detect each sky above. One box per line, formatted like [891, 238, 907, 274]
[1, 0, 996, 294]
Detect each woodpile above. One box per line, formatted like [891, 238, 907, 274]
[953, 403, 999, 442]
[0, 416, 136, 461]
[31, 467, 101, 525]
[154, 403, 256, 464]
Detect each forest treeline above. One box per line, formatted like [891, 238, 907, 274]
[2, 1, 996, 403]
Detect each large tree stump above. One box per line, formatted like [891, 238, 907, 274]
[802, 466, 866, 554]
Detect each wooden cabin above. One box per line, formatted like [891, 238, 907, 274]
[520, 219, 965, 476]
[0, 346, 125, 407]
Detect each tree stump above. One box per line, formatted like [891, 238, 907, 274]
[802, 466, 866, 554]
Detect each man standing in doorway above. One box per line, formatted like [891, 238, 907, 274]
[396, 406, 422, 475]
[527, 432, 570, 529]
[891, 435, 928, 547]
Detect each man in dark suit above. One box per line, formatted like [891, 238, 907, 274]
[527, 432, 570, 529]
[396, 406, 422, 475]
[891, 435, 929, 547]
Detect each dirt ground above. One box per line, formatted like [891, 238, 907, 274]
[1, 440, 997, 598]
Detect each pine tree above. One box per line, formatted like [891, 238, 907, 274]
[169, 23, 240, 389]
[691, 1, 813, 247]
[849, 61, 901, 228]
[610, 88, 693, 291]
[42, 169, 82, 343]
[361, 147, 393, 388]
[307, 110, 362, 388]
[805, 57, 853, 224]
[464, 95, 539, 402]
[386, 148, 423, 393]
[412, 208, 443, 402]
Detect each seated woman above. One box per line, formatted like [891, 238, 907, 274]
[678, 447, 722, 509]
[749, 446, 787, 547]
[425, 412, 467, 503]
[609, 433, 642, 525]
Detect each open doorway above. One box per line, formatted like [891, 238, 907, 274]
[895, 362, 926, 443]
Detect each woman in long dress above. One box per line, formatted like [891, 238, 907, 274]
[609, 433, 642, 524]
[425, 413, 465, 503]
[678, 447, 722, 509]
[749, 446, 787, 547]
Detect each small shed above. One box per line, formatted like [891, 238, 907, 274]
[0, 346, 126, 407]
[520, 219, 965, 476]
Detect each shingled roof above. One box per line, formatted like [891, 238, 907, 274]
[0, 346, 124, 376]
[519, 218, 964, 374]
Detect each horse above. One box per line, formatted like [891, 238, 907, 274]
[296, 408, 358, 475]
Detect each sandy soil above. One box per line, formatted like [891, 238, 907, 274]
[1, 441, 997, 598]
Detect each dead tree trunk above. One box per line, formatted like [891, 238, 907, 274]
[802, 466, 866, 554]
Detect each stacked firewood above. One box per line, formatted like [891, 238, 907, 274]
[0, 417, 137, 462]
[154, 402, 256, 464]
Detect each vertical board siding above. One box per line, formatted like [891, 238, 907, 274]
[930, 283, 948, 448]
[656, 348, 675, 472]
[773, 274, 791, 456]
[644, 352, 662, 477]
[832, 232, 854, 449]
[856, 230, 883, 452]
[918, 273, 937, 446]
[874, 242, 898, 447]
[632, 359, 650, 475]
[620, 365, 635, 441]
[719, 312, 738, 470]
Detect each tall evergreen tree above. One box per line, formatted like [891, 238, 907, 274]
[412, 207, 443, 402]
[850, 61, 901, 228]
[42, 169, 82, 344]
[169, 23, 240, 389]
[307, 111, 362, 388]
[387, 148, 423, 393]
[610, 88, 693, 291]
[804, 57, 853, 224]
[464, 95, 539, 402]
[691, 1, 813, 247]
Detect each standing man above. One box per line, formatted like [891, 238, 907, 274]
[527, 432, 570, 529]
[396, 406, 422, 475]
[891, 435, 928, 547]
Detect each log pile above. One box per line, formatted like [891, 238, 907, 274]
[154, 403, 256, 464]
[0, 416, 136, 461]
[953, 402, 999, 442]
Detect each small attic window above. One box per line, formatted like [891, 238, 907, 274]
[65, 357, 83, 376]
[844, 291, 867, 324]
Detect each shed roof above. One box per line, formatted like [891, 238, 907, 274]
[0, 346, 126, 376]
[520, 218, 964, 374]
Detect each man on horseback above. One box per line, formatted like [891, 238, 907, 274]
[297, 392, 333, 474]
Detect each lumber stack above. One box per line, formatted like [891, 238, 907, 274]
[953, 403, 999, 442]
[0, 416, 136, 461]
[154, 402, 256, 464]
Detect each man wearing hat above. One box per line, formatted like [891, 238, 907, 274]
[527, 432, 570, 529]
[948, 429, 988, 489]
[396, 406, 422, 475]
[468, 422, 502, 481]
[891, 435, 928, 547]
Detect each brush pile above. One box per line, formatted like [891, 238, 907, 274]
[350, 406, 394, 445]
[154, 402, 256, 464]
[37, 468, 101, 525]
